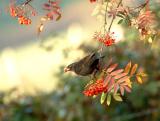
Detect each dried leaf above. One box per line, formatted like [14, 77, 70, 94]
[56, 14, 61, 21]
[107, 63, 118, 73]
[106, 94, 111, 106]
[138, 72, 148, 77]
[125, 79, 132, 88]
[114, 73, 128, 79]
[100, 92, 107, 104]
[105, 58, 113, 69]
[104, 75, 112, 86]
[93, 95, 97, 98]
[117, 76, 129, 84]
[120, 86, 124, 96]
[110, 69, 124, 76]
[40, 17, 48, 22]
[113, 93, 123, 101]
[114, 83, 119, 94]
[108, 78, 115, 92]
[37, 23, 44, 35]
[136, 75, 143, 84]
[123, 85, 131, 93]
[124, 61, 131, 73]
[130, 64, 138, 75]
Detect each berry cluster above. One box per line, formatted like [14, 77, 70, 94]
[18, 16, 31, 25]
[83, 79, 108, 97]
[94, 32, 115, 46]
[9, 6, 32, 25]
[9, 0, 36, 25]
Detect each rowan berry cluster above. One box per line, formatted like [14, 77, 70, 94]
[94, 32, 116, 46]
[83, 79, 108, 96]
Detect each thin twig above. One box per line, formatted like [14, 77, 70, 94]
[23, 0, 33, 5]
[134, 0, 149, 10]
[108, 0, 122, 32]
[109, 108, 160, 121]
[104, 1, 109, 33]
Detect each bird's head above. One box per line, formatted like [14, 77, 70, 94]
[64, 63, 76, 72]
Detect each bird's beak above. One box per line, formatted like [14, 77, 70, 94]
[64, 67, 70, 72]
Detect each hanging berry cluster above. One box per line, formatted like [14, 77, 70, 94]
[93, 32, 115, 46]
[8, 0, 62, 34]
[9, 0, 36, 25]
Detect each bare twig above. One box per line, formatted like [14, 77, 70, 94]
[23, 0, 33, 5]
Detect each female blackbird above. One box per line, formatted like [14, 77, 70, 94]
[64, 52, 104, 76]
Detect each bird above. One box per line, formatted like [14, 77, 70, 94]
[64, 52, 104, 77]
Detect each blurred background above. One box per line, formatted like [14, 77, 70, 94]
[0, 0, 160, 121]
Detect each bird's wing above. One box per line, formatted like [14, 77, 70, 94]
[78, 52, 98, 66]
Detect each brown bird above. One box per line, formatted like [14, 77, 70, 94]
[64, 52, 104, 76]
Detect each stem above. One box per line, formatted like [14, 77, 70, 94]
[136, 0, 149, 9]
[23, 0, 33, 5]
[104, 1, 109, 33]
[108, 0, 122, 32]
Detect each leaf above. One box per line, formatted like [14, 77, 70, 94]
[110, 69, 124, 76]
[56, 14, 61, 21]
[124, 61, 132, 74]
[85, 80, 94, 88]
[118, 19, 123, 24]
[106, 94, 111, 106]
[117, 14, 125, 18]
[113, 93, 123, 101]
[123, 85, 131, 93]
[138, 72, 148, 77]
[125, 79, 132, 88]
[104, 75, 112, 86]
[136, 75, 143, 84]
[107, 63, 118, 73]
[93, 95, 97, 98]
[37, 23, 44, 35]
[114, 83, 119, 94]
[117, 76, 129, 84]
[108, 78, 115, 92]
[100, 92, 107, 104]
[114, 73, 128, 79]
[104, 58, 113, 70]
[120, 86, 124, 96]
[130, 64, 138, 75]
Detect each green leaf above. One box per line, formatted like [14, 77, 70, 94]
[113, 93, 123, 102]
[118, 19, 124, 24]
[106, 94, 111, 106]
[100, 92, 107, 104]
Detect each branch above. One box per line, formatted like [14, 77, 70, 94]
[104, 1, 109, 33]
[23, 0, 33, 5]
[108, 0, 122, 32]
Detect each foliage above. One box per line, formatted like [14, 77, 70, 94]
[0, 0, 160, 120]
